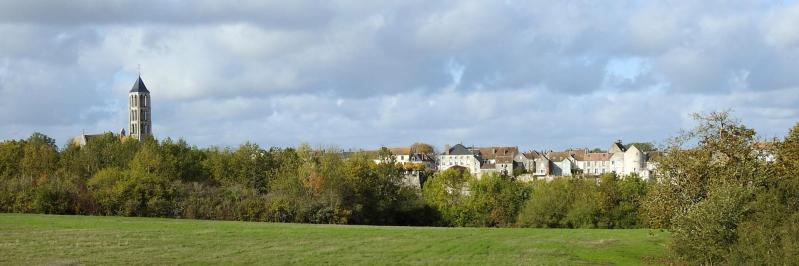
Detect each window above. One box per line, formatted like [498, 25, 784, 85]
[131, 124, 136, 134]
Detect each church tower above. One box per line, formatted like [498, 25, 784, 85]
[128, 75, 152, 141]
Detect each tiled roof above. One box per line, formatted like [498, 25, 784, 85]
[582, 152, 611, 161]
[475, 146, 518, 159]
[495, 156, 514, 164]
[546, 151, 574, 162]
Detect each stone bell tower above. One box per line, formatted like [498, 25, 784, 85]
[128, 75, 151, 141]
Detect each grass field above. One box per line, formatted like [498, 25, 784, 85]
[0, 214, 669, 265]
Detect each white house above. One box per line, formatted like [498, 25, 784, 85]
[543, 140, 657, 179]
[437, 144, 482, 175]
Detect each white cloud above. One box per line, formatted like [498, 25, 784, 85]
[0, 0, 798, 149]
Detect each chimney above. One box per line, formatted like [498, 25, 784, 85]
[444, 144, 451, 155]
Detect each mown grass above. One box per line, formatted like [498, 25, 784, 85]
[0, 213, 669, 265]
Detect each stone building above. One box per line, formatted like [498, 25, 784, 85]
[437, 144, 482, 175]
[129, 76, 152, 141]
[543, 140, 655, 179]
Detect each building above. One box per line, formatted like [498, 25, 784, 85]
[370, 147, 437, 188]
[437, 144, 482, 175]
[129, 76, 152, 141]
[475, 146, 518, 176]
[72, 133, 106, 147]
[517, 150, 550, 176]
[542, 140, 656, 179]
[546, 150, 577, 176]
[71, 76, 152, 146]
[436, 144, 524, 178]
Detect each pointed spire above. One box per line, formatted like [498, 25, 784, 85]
[130, 76, 150, 93]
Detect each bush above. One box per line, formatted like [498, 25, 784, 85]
[669, 184, 751, 264]
[516, 179, 571, 228]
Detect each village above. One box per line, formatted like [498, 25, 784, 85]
[365, 140, 660, 188]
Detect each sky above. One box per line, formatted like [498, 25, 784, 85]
[1, 0, 798, 151]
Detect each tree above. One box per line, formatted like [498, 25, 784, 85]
[410, 142, 435, 154]
[642, 111, 762, 228]
[613, 176, 648, 228]
[641, 111, 766, 264]
[20, 132, 59, 183]
[624, 142, 656, 152]
[423, 167, 473, 226]
[81, 132, 140, 177]
[0, 139, 24, 180]
[596, 173, 620, 228]
[726, 123, 799, 264]
[159, 138, 208, 183]
[516, 179, 572, 228]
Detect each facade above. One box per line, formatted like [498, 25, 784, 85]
[542, 140, 655, 179]
[437, 144, 481, 175]
[436, 145, 523, 178]
[368, 140, 660, 185]
[546, 151, 576, 176]
[129, 76, 152, 141]
[517, 151, 551, 176]
[475, 146, 518, 176]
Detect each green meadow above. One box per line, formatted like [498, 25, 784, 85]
[0, 214, 669, 265]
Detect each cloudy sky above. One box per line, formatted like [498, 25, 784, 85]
[1, 1, 798, 150]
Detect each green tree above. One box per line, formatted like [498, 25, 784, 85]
[516, 179, 572, 228]
[467, 173, 531, 227]
[727, 123, 799, 264]
[410, 142, 435, 154]
[20, 132, 59, 183]
[0, 139, 24, 180]
[423, 168, 473, 226]
[641, 111, 766, 264]
[642, 111, 762, 229]
[624, 142, 656, 152]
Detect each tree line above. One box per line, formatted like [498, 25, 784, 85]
[0, 132, 648, 229]
[1, 111, 797, 263]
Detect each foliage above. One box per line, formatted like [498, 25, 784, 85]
[641, 111, 798, 264]
[465, 173, 531, 227]
[422, 168, 473, 226]
[410, 142, 435, 154]
[517, 174, 648, 229]
[624, 142, 656, 152]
